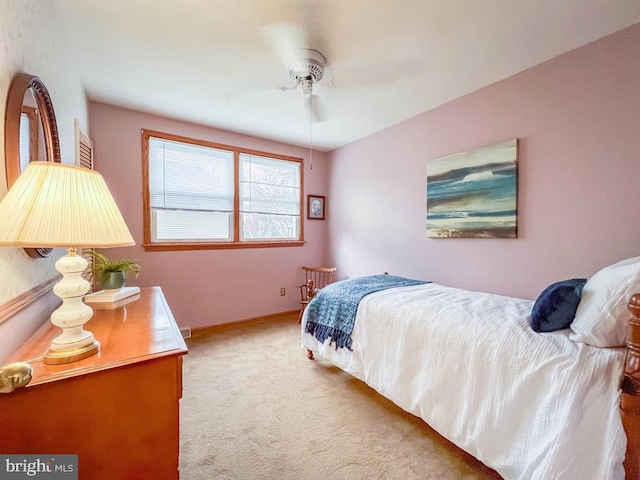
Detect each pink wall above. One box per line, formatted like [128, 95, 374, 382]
[327, 23, 640, 300]
[89, 103, 329, 329]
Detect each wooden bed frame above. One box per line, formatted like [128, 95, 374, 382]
[622, 293, 640, 479]
[305, 292, 640, 479]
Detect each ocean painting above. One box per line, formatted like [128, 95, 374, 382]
[427, 139, 518, 238]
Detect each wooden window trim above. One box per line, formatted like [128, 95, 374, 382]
[141, 129, 305, 251]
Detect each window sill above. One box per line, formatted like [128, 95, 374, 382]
[142, 241, 305, 252]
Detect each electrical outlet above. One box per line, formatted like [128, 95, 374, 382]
[280, 287, 286, 296]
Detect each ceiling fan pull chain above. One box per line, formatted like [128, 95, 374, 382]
[309, 94, 313, 170]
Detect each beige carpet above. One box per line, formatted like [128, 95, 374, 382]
[179, 314, 502, 479]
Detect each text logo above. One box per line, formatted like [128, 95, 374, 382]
[0, 455, 77, 479]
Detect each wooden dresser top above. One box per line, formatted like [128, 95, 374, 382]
[7, 286, 188, 387]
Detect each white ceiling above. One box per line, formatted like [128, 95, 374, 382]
[51, 0, 640, 152]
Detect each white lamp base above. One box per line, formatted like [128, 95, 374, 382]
[44, 248, 100, 365]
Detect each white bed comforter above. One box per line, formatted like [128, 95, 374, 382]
[301, 283, 627, 480]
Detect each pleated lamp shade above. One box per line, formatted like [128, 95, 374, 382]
[0, 162, 134, 248]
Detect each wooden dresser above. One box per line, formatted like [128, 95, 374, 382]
[0, 286, 188, 480]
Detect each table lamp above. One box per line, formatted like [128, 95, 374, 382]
[0, 161, 134, 364]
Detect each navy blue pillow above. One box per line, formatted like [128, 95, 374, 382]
[530, 278, 587, 333]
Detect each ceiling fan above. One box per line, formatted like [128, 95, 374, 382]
[261, 23, 329, 123]
[260, 18, 414, 126]
[282, 48, 327, 123]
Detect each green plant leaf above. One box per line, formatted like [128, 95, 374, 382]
[87, 249, 141, 278]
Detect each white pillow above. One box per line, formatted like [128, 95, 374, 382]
[569, 256, 640, 347]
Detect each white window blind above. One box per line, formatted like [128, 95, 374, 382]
[148, 137, 235, 242]
[239, 153, 300, 240]
[19, 113, 30, 172]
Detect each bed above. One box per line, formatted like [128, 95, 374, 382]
[301, 257, 640, 480]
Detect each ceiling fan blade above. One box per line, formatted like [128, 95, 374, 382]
[307, 94, 326, 124]
[327, 42, 424, 90]
[312, 95, 326, 123]
[261, 22, 308, 72]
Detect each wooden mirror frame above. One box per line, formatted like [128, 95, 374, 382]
[4, 73, 62, 258]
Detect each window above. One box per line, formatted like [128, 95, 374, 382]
[239, 153, 301, 241]
[142, 130, 304, 250]
[19, 106, 38, 169]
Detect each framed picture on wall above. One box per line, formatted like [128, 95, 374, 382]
[426, 138, 518, 238]
[307, 195, 326, 220]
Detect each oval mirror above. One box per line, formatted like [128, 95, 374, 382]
[4, 74, 62, 258]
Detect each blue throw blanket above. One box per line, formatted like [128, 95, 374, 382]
[304, 274, 428, 350]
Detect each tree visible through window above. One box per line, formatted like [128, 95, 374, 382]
[142, 130, 304, 250]
[240, 153, 301, 240]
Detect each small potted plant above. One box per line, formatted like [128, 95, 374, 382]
[88, 250, 141, 291]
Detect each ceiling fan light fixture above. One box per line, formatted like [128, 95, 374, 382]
[288, 49, 326, 84]
[299, 76, 313, 95]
